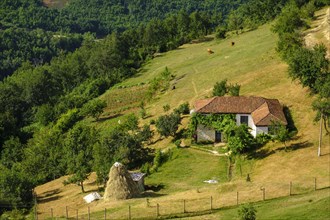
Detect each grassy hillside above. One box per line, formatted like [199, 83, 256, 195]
[182, 188, 330, 220]
[35, 8, 330, 219]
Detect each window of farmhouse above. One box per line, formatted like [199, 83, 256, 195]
[240, 116, 248, 125]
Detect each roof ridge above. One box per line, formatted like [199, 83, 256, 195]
[267, 112, 282, 124]
[251, 100, 270, 124]
[197, 96, 216, 112]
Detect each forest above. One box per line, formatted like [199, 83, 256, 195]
[0, 0, 329, 214]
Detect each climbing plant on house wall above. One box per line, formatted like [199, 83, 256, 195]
[188, 113, 236, 139]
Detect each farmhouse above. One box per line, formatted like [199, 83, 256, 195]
[194, 96, 287, 142]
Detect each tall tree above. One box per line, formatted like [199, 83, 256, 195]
[64, 123, 98, 192]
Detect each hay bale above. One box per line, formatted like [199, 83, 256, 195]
[104, 162, 140, 200]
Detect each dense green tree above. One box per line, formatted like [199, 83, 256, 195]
[80, 99, 107, 120]
[0, 137, 24, 169]
[288, 44, 329, 93]
[227, 124, 255, 155]
[227, 10, 244, 34]
[174, 102, 190, 115]
[0, 164, 34, 208]
[272, 2, 305, 34]
[156, 113, 181, 137]
[213, 79, 228, 96]
[216, 26, 227, 39]
[64, 123, 98, 192]
[23, 128, 65, 184]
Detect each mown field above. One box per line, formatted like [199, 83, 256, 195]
[35, 8, 330, 219]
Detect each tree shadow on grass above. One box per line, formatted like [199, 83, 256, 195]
[141, 184, 167, 198]
[276, 141, 313, 152]
[141, 191, 167, 198]
[37, 189, 62, 204]
[38, 189, 61, 198]
[38, 195, 63, 204]
[248, 148, 275, 160]
[248, 141, 313, 159]
[144, 184, 165, 192]
[97, 113, 123, 122]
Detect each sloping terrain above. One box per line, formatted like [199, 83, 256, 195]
[35, 7, 330, 219]
[305, 7, 330, 58]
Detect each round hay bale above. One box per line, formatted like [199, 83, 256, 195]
[104, 162, 140, 200]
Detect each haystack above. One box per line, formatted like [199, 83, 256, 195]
[104, 162, 140, 200]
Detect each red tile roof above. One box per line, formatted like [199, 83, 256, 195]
[194, 96, 287, 126]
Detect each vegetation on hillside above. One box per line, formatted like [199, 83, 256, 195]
[0, 0, 329, 216]
[0, 0, 295, 79]
[272, 0, 330, 135]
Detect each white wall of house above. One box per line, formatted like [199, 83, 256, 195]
[196, 124, 215, 142]
[256, 126, 268, 135]
[235, 114, 257, 137]
[196, 114, 270, 143]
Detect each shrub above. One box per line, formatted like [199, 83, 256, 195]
[174, 139, 181, 148]
[80, 98, 107, 120]
[155, 113, 181, 137]
[228, 83, 241, 96]
[174, 102, 190, 115]
[238, 203, 257, 220]
[213, 79, 228, 96]
[216, 26, 227, 39]
[163, 104, 170, 112]
[140, 162, 151, 175]
[54, 108, 81, 132]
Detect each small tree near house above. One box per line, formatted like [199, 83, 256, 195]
[270, 121, 296, 151]
[213, 79, 228, 96]
[155, 112, 181, 137]
[213, 79, 241, 97]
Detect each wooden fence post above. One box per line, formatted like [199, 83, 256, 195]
[314, 177, 317, 191]
[289, 182, 292, 196]
[260, 187, 265, 201]
[236, 191, 239, 205]
[66, 206, 68, 219]
[34, 206, 38, 220]
[34, 192, 38, 220]
[210, 196, 213, 210]
[183, 199, 186, 213]
[76, 209, 78, 220]
[88, 207, 90, 220]
[128, 205, 131, 220]
[156, 203, 159, 217]
[104, 208, 106, 220]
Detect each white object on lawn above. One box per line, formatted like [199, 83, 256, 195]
[203, 180, 218, 184]
[83, 192, 102, 203]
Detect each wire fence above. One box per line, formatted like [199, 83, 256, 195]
[34, 176, 329, 220]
